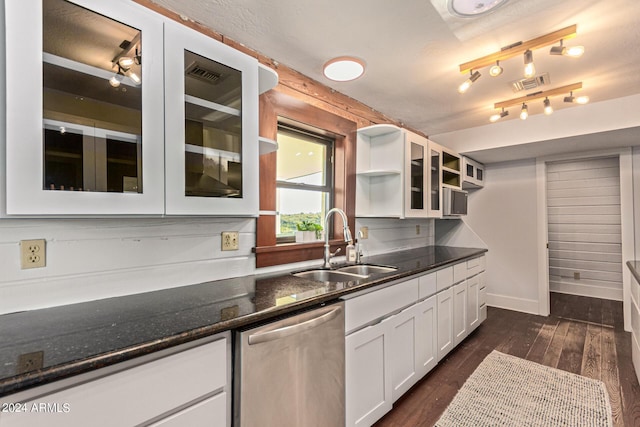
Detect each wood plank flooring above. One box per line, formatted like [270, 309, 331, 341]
[374, 293, 640, 427]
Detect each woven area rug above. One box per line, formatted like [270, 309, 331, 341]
[435, 350, 612, 427]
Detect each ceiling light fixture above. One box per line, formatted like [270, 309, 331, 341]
[549, 39, 584, 58]
[323, 56, 366, 82]
[520, 103, 528, 120]
[489, 60, 503, 77]
[564, 91, 590, 104]
[459, 25, 578, 74]
[489, 108, 509, 122]
[495, 82, 583, 109]
[447, 0, 508, 17]
[543, 97, 553, 115]
[458, 70, 481, 93]
[523, 49, 535, 78]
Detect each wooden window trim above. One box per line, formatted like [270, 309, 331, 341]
[255, 90, 356, 268]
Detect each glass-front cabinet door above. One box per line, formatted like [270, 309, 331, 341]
[4, 0, 164, 215]
[164, 21, 259, 216]
[427, 141, 443, 218]
[404, 132, 428, 217]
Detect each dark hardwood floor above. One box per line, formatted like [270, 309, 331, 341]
[374, 292, 640, 427]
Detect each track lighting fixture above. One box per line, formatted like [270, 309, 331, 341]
[550, 39, 584, 58]
[489, 61, 503, 77]
[543, 97, 553, 115]
[109, 66, 125, 87]
[564, 91, 589, 104]
[520, 103, 528, 120]
[523, 50, 535, 78]
[458, 70, 481, 94]
[489, 108, 509, 122]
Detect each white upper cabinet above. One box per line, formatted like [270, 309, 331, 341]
[355, 125, 440, 219]
[164, 21, 259, 216]
[462, 156, 485, 189]
[4, 0, 165, 215]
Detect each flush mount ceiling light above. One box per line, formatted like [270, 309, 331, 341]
[458, 70, 481, 93]
[550, 39, 584, 58]
[489, 60, 503, 77]
[448, 0, 508, 17]
[323, 56, 366, 82]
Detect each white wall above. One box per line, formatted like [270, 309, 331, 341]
[355, 218, 434, 256]
[463, 159, 541, 314]
[0, 218, 255, 315]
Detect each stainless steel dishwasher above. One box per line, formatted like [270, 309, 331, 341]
[234, 301, 345, 427]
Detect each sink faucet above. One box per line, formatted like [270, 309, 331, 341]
[322, 208, 353, 269]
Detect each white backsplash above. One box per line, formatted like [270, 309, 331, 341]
[355, 217, 435, 258]
[0, 218, 256, 315]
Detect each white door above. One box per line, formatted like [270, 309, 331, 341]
[387, 305, 419, 402]
[453, 281, 468, 345]
[467, 275, 480, 332]
[546, 157, 623, 300]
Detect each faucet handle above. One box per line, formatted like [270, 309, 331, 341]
[330, 247, 342, 258]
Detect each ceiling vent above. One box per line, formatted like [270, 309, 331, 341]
[511, 72, 550, 92]
[185, 61, 224, 85]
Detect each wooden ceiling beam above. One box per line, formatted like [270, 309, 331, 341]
[459, 25, 578, 74]
[493, 82, 583, 109]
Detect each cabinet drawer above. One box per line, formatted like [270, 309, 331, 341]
[467, 257, 481, 277]
[453, 262, 466, 284]
[436, 267, 453, 292]
[345, 278, 419, 334]
[1, 338, 228, 427]
[149, 392, 227, 427]
[419, 272, 437, 299]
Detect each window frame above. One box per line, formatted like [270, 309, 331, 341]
[275, 124, 335, 243]
[255, 90, 356, 268]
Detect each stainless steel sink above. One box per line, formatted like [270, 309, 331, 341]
[337, 264, 398, 275]
[293, 269, 367, 282]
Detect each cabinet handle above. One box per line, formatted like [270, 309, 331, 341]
[248, 306, 342, 345]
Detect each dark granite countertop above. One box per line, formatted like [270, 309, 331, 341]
[0, 245, 486, 397]
[627, 261, 640, 283]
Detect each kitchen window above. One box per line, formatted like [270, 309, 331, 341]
[276, 125, 334, 242]
[254, 90, 356, 268]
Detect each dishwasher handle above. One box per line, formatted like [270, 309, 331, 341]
[248, 305, 342, 345]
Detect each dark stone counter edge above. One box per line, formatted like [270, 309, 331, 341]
[627, 260, 640, 284]
[1, 248, 487, 397]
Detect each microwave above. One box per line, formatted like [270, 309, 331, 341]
[443, 187, 468, 216]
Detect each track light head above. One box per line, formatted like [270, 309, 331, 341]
[550, 40, 584, 57]
[520, 103, 529, 120]
[490, 108, 509, 122]
[564, 91, 589, 104]
[543, 97, 553, 115]
[523, 50, 535, 78]
[458, 70, 481, 94]
[489, 61, 503, 77]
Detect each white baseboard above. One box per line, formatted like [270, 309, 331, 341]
[550, 282, 623, 301]
[487, 293, 540, 315]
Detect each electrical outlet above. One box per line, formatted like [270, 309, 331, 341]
[17, 351, 44, 374]
[416, 224, 421, 235]
[359, 227, 369, 239]
[221, 231, 239, 251]
[20, 239, 46, 269]
[574, 272, 581, 280]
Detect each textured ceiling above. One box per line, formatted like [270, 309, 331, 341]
[149, 0, 640, 137]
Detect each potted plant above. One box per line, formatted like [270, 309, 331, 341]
[295, 220, 323, 242]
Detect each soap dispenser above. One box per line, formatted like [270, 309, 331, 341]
[346, 241, 356, 263]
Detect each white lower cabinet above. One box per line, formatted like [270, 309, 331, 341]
[387, 304, 419, 402]
[345, 321, 392, 427]
[0, 335, 230, 427]
[453, 281, 468, 346]
[437, 287, 454, 361]
[415, 295, 438, 378]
